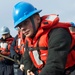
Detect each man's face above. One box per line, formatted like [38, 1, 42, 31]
[18, 15, 40, 38]
[18, 19, 34, 38]
[2, 33, 10, 39]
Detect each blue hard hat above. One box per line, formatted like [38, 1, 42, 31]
[13, 1, 42, 28]
[0, 26, 10, 35]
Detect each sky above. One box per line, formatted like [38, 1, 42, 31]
[0, 0, 75, 37]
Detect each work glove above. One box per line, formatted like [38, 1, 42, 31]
[27, 70, 35, 75]
[20, 64, 24, 71]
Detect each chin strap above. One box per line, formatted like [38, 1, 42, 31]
[30, 16, 36, 34]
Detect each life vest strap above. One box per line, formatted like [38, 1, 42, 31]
[28, 47, 48, 51]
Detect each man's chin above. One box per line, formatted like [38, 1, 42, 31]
[25, 33, 33, 38]
[25, 34, 31, 38]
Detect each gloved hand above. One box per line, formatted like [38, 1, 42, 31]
[0, 50, 10, 56]
[20, 64, 24, 71]
[27, 70, 35, 75]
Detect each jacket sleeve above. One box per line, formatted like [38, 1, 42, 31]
[23, 48, 34, 70]
[10, 35, 18, 58]
[39, 28, 72, 75]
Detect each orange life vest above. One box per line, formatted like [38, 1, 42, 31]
[0, 37, 14, 56]
[65, 32, 75, 69]
[26, 14, 75, 72]
[15, 31, 25, 55]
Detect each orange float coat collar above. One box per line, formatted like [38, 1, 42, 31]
[15, 31, 25, 55]
[26, 14, 75, 71]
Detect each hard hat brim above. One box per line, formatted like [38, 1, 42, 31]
[14, 9, 42, 28]
[1, 32, 9, 35]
